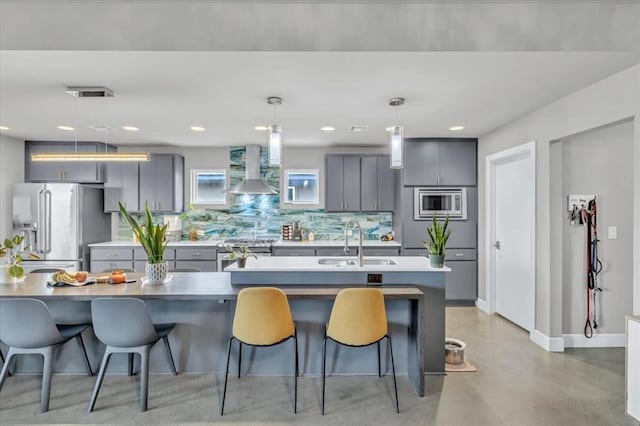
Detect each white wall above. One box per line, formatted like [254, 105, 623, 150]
[0, 135, 24, 238]
[478, 64, 640, 340]
[560, 120, 634, 334]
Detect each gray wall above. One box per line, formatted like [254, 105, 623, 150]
[478, 64, 640, 340]
[560, 120, 634, 334]
[0, 135, 24, 237]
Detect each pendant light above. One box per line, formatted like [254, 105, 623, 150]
[388, 97, 405, 169]
[267, 96, 283, 167]
[31, 87, 149, 163]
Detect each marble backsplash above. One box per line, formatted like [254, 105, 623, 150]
[115, 146, 392, 241]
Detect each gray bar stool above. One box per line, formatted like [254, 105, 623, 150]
[88, 298, 177, 412]
[0, 298, 93, 412]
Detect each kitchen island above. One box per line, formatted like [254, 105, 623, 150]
[227, 256, 449, 375]
[0, 271, 429, 396]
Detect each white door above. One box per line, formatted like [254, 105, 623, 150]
[492, 151, 535, 331]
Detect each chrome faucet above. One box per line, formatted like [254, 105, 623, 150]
[343, 220, 364, 267]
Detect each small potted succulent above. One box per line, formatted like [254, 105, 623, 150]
[119, 202, 169, 284]
[0, 235, 39, 283]
[423, 216, 451, 268]
[225, 245, 257, 269]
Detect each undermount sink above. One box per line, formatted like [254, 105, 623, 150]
[317, 258, 356, 266]
[317, 258, 397, 266]
[363, 259, 397, 266]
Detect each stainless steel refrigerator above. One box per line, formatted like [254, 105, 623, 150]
[12, 183, 110, 272]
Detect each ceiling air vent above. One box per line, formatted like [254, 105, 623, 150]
[349, 125, 368, 133]
[65, 86, 114, 98]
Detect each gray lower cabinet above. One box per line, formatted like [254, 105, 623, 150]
[403, 138, 476, 186]
[138, 154, 184, 213]
[273, 248, 316, 256]
[362, 247, 401, 256]
[316, 248, 355, 256]
[445, 260, 477, 302]
[90, 260, 134, 273]
[92, 247, 217, 272]
[173, 248, 216, 272]
[173, 260, 216, 272]
[25, 141, 116, 183]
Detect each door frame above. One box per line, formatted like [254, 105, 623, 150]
[485, 141, 536, 330]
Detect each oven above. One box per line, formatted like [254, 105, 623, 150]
[414, 187, 467, 220]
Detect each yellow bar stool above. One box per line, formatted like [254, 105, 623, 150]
[220, 287, 298, 415]
[322, 288, 399, 414]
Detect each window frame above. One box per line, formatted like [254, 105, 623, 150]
[190, 169, 227, 205]
[283, 169, 320, 205]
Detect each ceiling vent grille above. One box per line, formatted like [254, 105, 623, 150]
[349, 125, 368, 132]
[65, 86, 114, 98]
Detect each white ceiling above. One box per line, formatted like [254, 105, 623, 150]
[0, 51, 638, 147]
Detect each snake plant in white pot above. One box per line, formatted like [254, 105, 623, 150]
[119, 202, 169, 284]
[423, 216, 451, 268]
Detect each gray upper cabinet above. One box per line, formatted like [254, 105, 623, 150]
[361, 156, 395, 211]
[360, 156, 378, 211]
[325, 155, 360, 212]
[104, 153, 184, 213]
[403, 138, 476, 186]
[25, 141, 115, 183]
[104, 162, 139, 212]
[325, 155, 345, 211]
[139, 154, 184, 213]
[326, 154, 394, 212]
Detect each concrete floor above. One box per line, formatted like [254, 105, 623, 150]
[0, 307, 635, 425]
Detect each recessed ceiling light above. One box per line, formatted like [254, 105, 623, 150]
[449, 126, 465, 131]
[254, 125, 268, 131]
[321, 126, 335, 132]
[0, 126, 9, 131]
[57, 125, 75, 131]
[122, 126, 139, 132]
[190, 126, 206, 132]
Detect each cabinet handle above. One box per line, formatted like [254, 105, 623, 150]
[455, 253, 465, 257]
[192, 253, 201, 257]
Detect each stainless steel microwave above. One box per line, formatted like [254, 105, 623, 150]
[414, 188, 467, 220]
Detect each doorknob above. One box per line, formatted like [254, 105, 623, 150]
[493, 241, 501, 250]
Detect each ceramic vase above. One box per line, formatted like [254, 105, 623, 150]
[145, 261, 169, 284]
[429, 254, 444, 268]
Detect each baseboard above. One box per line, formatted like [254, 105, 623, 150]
[530, 329, 565, 352]
[563, 333, 626, 348]
[475, 298, 490, 314]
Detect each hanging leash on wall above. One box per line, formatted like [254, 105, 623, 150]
[581, 198, 602, 338]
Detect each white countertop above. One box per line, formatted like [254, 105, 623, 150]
[90, 240, 402, 248]
[226, 256, 450, 272]
[273, 240, 401, 247]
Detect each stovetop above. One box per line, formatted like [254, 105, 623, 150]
[218, 238, 277, 248]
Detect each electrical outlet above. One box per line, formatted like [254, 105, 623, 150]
[567, 194, 595, 212]
[346, 230, 353, 236]
[608, 226, 617, 239]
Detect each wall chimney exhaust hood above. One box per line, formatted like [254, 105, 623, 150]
[226, 145, 278, 195]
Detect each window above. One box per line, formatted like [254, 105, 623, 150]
[191, 169, 226, 205]
[284, 169, 319, 204]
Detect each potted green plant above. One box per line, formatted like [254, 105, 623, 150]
[423, 216, 451, 268]
[119, 202, 169, 284]
[225, 245, 257, 269]
[0, 235, 39, 283]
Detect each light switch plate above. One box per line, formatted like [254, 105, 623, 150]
[608, 226, 617, 239]
[567, 194, 595, 212]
